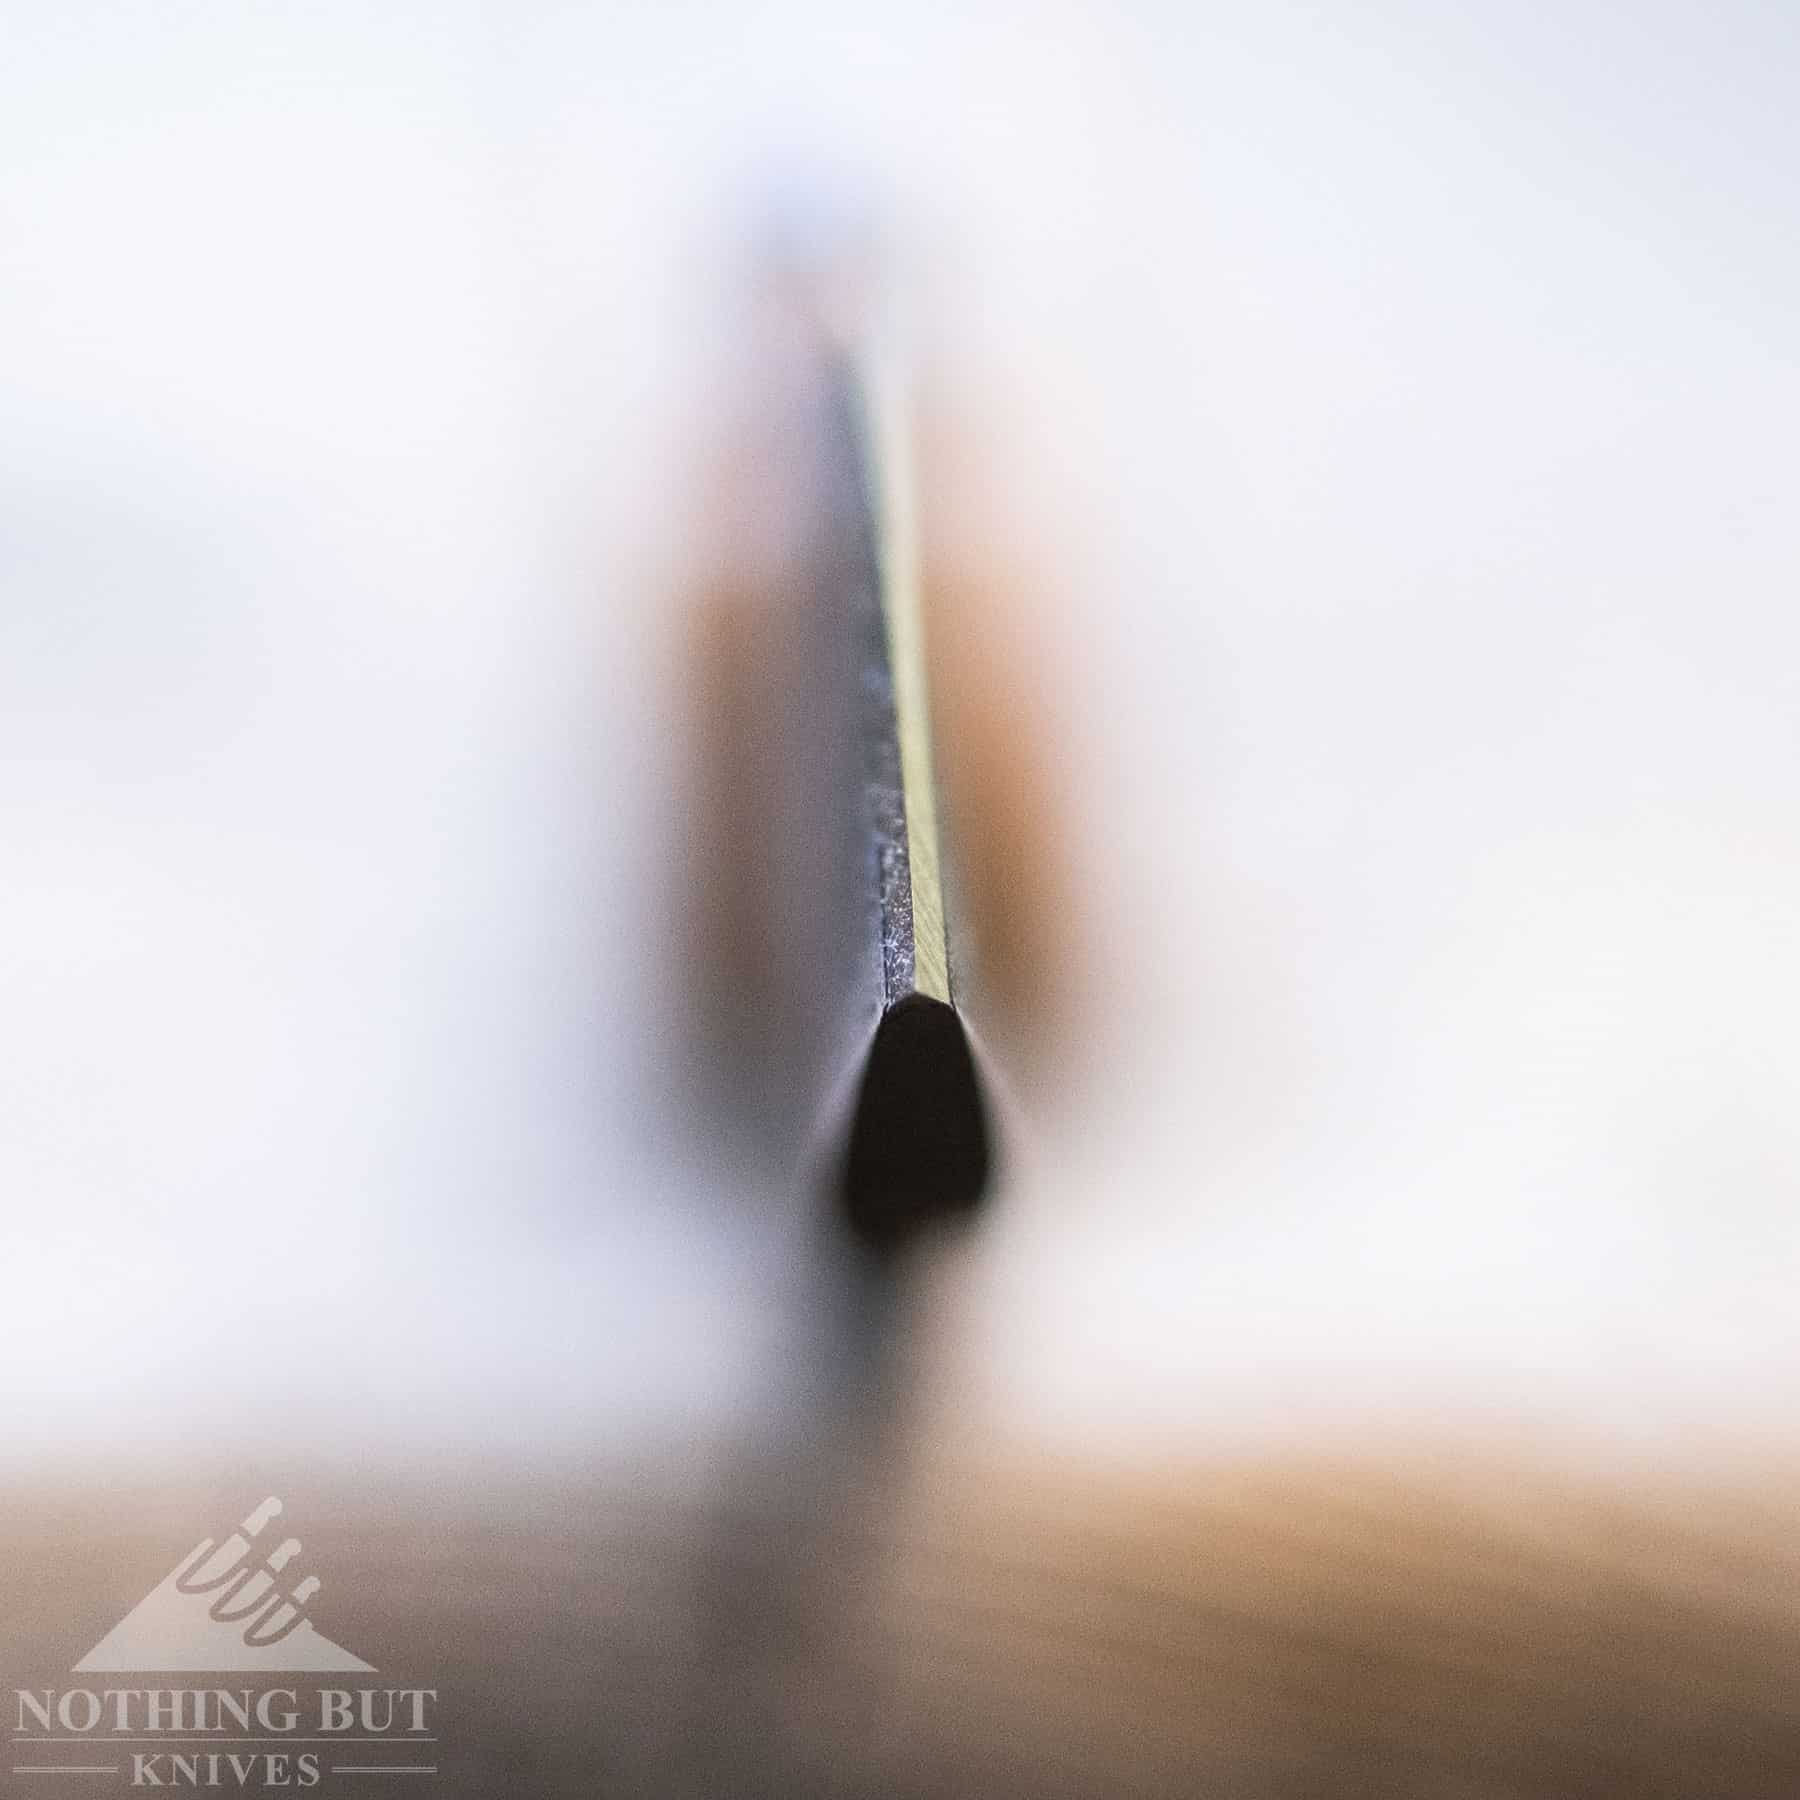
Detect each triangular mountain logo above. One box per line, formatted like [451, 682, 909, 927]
[75, 1497, 375, 1673]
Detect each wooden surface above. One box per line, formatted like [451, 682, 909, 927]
[8, 1443, 1800, 1798]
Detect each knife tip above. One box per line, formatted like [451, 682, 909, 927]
[838, 993, 993, 1249]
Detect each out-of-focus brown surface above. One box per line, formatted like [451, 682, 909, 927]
[10, 1448, 1800, 1798]
[913, 378, 1090, 1084]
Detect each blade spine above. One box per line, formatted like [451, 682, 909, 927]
[853, 337, 952, 1007]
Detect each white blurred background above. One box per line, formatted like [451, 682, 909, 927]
[4, 0, 1800, 1475]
